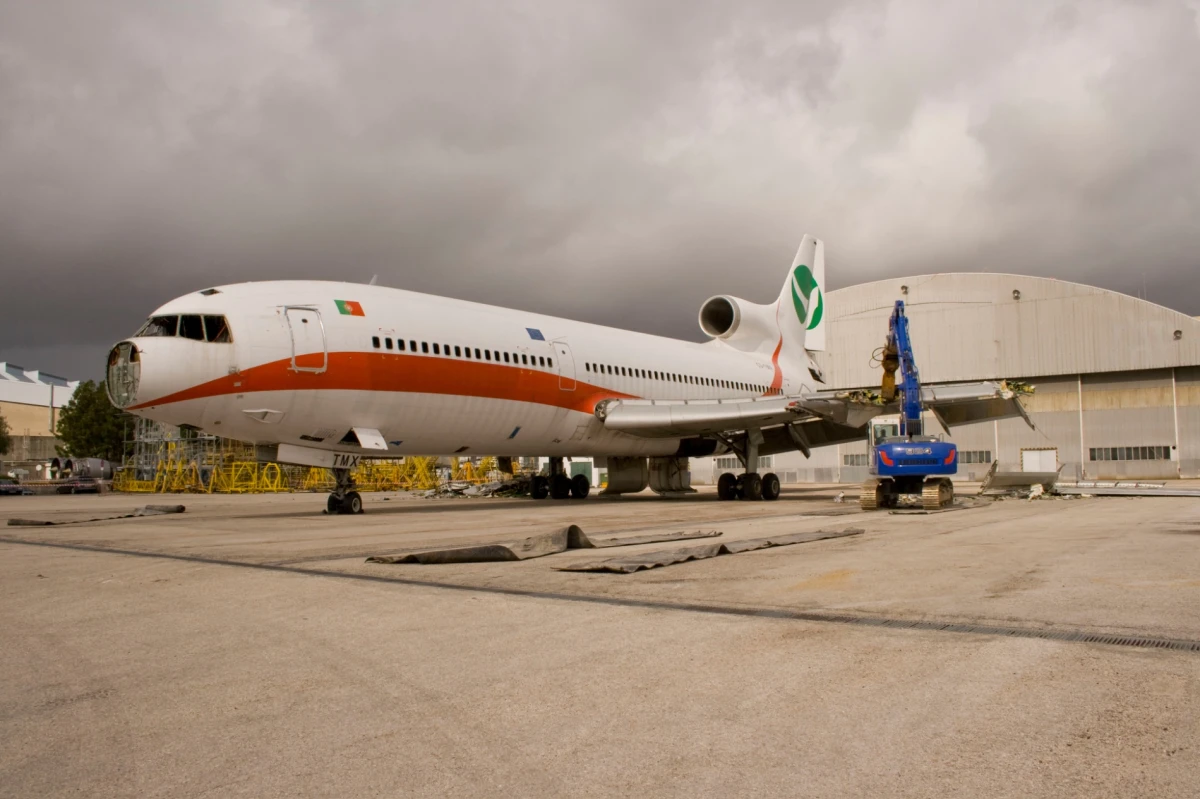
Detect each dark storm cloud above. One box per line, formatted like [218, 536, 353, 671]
[1, 0, 1198, 379]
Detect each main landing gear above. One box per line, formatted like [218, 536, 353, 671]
[717, 471, 781, 501]
[327, 467, 364, 515]
[715, 429, 781, 502]
[531, 457, 590, 500]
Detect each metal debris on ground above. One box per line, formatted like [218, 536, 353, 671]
[557, 528, 865, 574]
[1054, 482, 1200, 498]
[423, 478, 529, 499]
[887, 499, 984, 514]
[6, 505, 187, 527]
[365, 525, 723, 564]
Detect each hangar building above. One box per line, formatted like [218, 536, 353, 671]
[0, 363, 78, 470]
[694, 274, 1200, 483]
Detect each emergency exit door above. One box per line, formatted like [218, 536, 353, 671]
[554, 341, 577, 391]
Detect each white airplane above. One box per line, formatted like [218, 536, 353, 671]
[105, 235, 1025, 514]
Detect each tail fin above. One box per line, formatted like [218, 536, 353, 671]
[775, 233, 826, 355]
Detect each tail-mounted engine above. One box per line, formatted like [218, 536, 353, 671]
[698, 295, 779, 354]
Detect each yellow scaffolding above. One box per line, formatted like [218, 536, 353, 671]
[114, 420, 464, 494]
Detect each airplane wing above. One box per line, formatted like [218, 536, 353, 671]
[594, 381, 1032, 444]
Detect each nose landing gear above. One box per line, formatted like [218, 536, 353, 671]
[327, 467, 364, 515]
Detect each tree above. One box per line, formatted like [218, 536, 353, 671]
[0, 410, 10, 457]
[56, 380, 130, 462]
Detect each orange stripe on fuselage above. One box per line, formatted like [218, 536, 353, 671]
[768, 335, 784, 394]
[129, 351, 635, 414]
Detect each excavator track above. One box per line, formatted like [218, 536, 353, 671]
[921, 478, 953, 511]
[859, 481, 879, 511]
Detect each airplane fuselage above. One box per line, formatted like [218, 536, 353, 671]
[109, 281, 812, 458]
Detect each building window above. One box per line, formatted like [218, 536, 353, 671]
[959, 450, 993, 464]
[715, 456, 772, 470]
[843, 454, 869, 467]
[1089, 446, 1171, 461]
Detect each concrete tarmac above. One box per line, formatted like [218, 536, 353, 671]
[2, 485, 1198, 797]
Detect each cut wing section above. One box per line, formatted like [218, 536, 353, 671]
[595, 381, 1031, 440]
[920, 381, 1034, 430]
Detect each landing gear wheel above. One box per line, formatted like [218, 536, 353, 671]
[741, 473, 763, 501]
[760, 472, 781, 501]
[327, 494, 341, 515]
[717, 472, 738, 501]
[341, 491, 363, 515]
[549, 473, 572, 500]
[569, 474, 590, 499]
[530, 475, 549, 500]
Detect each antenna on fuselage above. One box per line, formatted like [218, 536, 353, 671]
[368, 274, 379, 286]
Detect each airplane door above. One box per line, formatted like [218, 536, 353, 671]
[554, 341, 577, 390]
[284, 306, 328, 373]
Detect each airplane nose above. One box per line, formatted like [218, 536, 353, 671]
[106, 342, 141, 408]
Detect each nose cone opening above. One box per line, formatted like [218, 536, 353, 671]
[106, 342, 141, 408]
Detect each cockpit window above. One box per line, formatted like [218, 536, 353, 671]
[133, 314, 232, 342]
[180, 315, 205, 341]
[204, 316, 231, 343]
[135, 315, 178, 337]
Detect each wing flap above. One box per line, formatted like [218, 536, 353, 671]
[596, 396, 800, 438]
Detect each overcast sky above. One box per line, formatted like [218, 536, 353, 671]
[2, 0, 1199, 380]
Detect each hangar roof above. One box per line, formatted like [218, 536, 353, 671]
[812, 274, 1200, 388]
[0, 363, 79, 408]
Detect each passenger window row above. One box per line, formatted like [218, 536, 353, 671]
[370, 336, 553, 369]
[582, 362, 780, 396]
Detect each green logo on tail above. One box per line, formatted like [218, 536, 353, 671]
[790, 265, 823, 330]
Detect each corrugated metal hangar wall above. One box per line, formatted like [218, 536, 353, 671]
[693, 274, 1200, 483]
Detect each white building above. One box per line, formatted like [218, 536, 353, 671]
[0, 363, 79, 467]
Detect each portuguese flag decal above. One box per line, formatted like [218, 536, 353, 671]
[335, 299, 365, 317]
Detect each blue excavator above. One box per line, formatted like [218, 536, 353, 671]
[860, 301, 958, 511]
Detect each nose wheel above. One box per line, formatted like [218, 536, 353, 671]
[327, 491, 363, 515]
[327, 468, 364, 515]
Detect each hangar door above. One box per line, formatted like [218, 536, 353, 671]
[1021, 447, 1058, 473]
